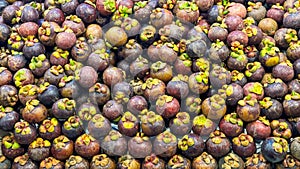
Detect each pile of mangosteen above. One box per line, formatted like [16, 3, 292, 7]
[1, 0, 300, 168]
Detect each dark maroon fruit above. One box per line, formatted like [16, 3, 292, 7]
[118, 111, 139, 137]
[247, 2, 266, 22]
[209, 40, 230, 62]
[18, 84, 38, 105]
[0, 67, 12, 86]
[71, 37, 92, 62]
[283, 11, 300, 29]
[1, 134, 24, 159]
[74, 134, 100, 159]
[153, 130, 177, 158]
[246, 116, 271, 140]
[262, 74, 288, 99]
[44, 65, 66, 86]
[0, 85, 18, 107]
[243, 82, 264, 100]
[28, 137, 51, 161]
[206, 130, 231, 158]
[12, 153, 38, 169]
[272, 60, 294, 82]
[231, 70, 247, 86]
[87, 49, 110, 72]
[103, 100, 123, 122]
[156, 95, 180, 119]
[2, 5, 19, 25]
[166, 154, 191, 169]
[112, 81, 133, 105]
[150, 61, 173, 83]
[128, 133, 152, 158]
[219, 113, 244, 137]
[65, 155, 89, 169]
[102, 130, 127, 156]
[227, 42, 248, 71]
[62, 116, 84, 140]
[142, 77, 166, 102]
[150, 8, 173, 29]
[39, 118, 62, 141]
[127, 96, 148, 116]
[39, 157, 64, 169]
[192, 152, 218, 169]
[22, 38, 45, 60]
[7, 52, 27, 72]
[90, 154, 116, 169]
[51, 135, 74, 161]
[129, 55, 149, 79]
[173, 1, 199, 23]
[260, 97, 283, 120]
[178, 133, 205, 158]
[142, 154, 165, 169]
[237, 96, 260, 122]
[0, 23, 10, 42]
[174, 53, 192, 75]
[291, 137, 300, 161]
[29, 54, 51, 77]
[38, 82, 60, 107]
[140, 110, 165, 137]
[22, 99, 48, 123]
[169, 112, 191, 137]
[283, 91, 300, 117]
[208, 23, 228, 42]
[59, 76, 80, 99]
[63, 15, 85, 36]
[44, 7, 65, 25]
[245, 62, 265, 81]
[55, 29, 76, 50]
[261, 137, 288, 163]
[17, 22, 39, 38]
[38, 21, 60, 46]
[276, 154, 300, 169]
[274, 28, 298, 49]
[266, 4, 284, 23]
[0, 106, 19, 131]
[88, 114, 111, 139]
[232, 133, 256, 158]
[50, 47, 69, 66]
[88, 83, 110, 106]
[209, 65, 231, 89]
[218, 153, 244, 169]
[64, 59, 83, 76]
[13, 120, 37, 145]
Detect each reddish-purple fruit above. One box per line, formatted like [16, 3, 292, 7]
[14, 120, 37, 145]
[65, 155, 89, 169]
[153, 131, 177, 158]
[0, 106, 19, 131]
[75, 134, 100, 159]
[118, 111, 139, 137]
[88, 114, 111, 139]
[12, 153, 38, 169]
[102, 130, 128, 157]
[39, 157, 64, 169]
[128, 133, 152, 158]
[76, 66, 98, 89]
[22, 99, 48, 123]
[156, 95, 180, 119]
[166, 155, 191, 169]
[142, 154, 165, 169]
[206, 130, 231, 158]
[90, 154, 116, 169]
[192, 152, 217, 169]
[219, 113, 244, 137]
[178, 133, 205, 158]
[232, 134, 256, 158]
[246, 116, 271, 140]
[1, 134, 24, 159]
[51, 135, 74, 161]
[39, 118, 61, 141]
[140, 110, 165, 137]
[169, 112, 192, 137]
[62, 116, 84, 140]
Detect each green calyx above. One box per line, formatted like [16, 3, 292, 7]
[57, 98, 76, 111]
[247, 1, 263, 11]
[50, 65, 64, 76]
[230, 49, 246, 62]
[66, 15, 82, 23]
[245, 62, 261, 77]
[114, 91, 129, 103]
[3, 135, 21, 149]
[104, 0, 116, 12]
[173, 112, 190, 125]
[133, 133, 149, 144]
[108, 130, 122, 141]
[64, 116, 82, 130]
[144, 154, 160, 165]
[272, 137, 288, 153]
[243, 26, 257, 37]
[210, 94, 226, 109]
[159, 131, 176, 144]
[91, 114, 106, 128]
[121, 111, 137, 129]
[14, 154, 30, 166]
[94, 48, 109, 59]
[232, 133, 253, 147]
[211, 39, 225, 49]
[58, 75, 74, 87]
[140, 26, 155, 41]
[156, 95, 174, 107]
[195, 58, 210, 72]
[29, 54, 47, 70]
[0, 106, 13, 114]
[193, 114, 213, 128]
[222, 153, 241, 168]
[92, 154, 110, 167]
[238, 95, 257, 107]
[178, 1, 198, 11]
[52, 47, 69, 59]
[134, 1, 147, 9]
[141, 111, 163, 124]
[231, 70, 245, 82]
[89, 83, 108, 94]
[64, 59, 83, 71]
[285, 91, 300, 100]
[260, 44, 280, 59]
[14, 120, 32, 135]
[172, 74, 189, 82]
[195, 71, 209, 84]
[178, 135, 195, 151]
[259, 97, 273, 109]
[210, 130, 226, 144]
[76, 134, 96, 146]
[121, 18, 139, 31]
[39, 118, 58, 133]
[151, 61, 167, 72]
[186, 97, 201, 114]
[38, 82, 50, 94]
[78, 106, 97, 121]
[24, 36, 39, 47]
[19, 84, 37, 96]
[179, 53, 192, 67]
[142, 78, 161, 90]
[225, 85, 233, 96]
[29, 138, 51, 149]
[25, 99, 40, 111]
[249, 82, 263, 95]
[285, 29, 298, 43]
[14, 69, 27, 87]
[258, 116, 270, 126]
[224, 113, 243, 126]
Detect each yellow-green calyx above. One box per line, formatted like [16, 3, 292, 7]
[289, 41, 300, 50]
[58, 75, 74, 87]
[141, 111, 163, 124]
[261, 74, 283, 86]
[247, 1, 263, 12]
[92, 154, 111, 167]
[211, 65, 228, 80]
[14, 154, 29, 166]
[272, 137, 288, 153]
[258, 116, 270, 126]
[125, 39, 138, 49]
[179, 53, 192, 67]
[64, 116, 82, 130]
[224, 113, 243, 126]
[133, 133, 149, 144]
[89, 83, 108, 94]
[243, 26, 257, 37]
[24, 99, 40, 112]
[224, 85, 233, 96]
[38, 21, 52, 41]
[91, 114, 106, 128]
[53, 135, 70, 149]
[212, 39, 226, 50]
[259, 97, 273, 109]
[121, 111, 137, 129]
[142, 78, 161, 90]
[52, 47, 69, 59]
[76, 134, 96, 146]
[29, 54, 47, 70]
[29, 137, 51, 149]
[19, 84, 38, 96]
[231, 70, 245, 82]
[285, 29, 298, 43]
[24, 36, 39, 47]
[285, 91, 300, 100]
[151, 61, 167, 72]
[271, 120, 292, 139]
[156, 95, 174, 107]
[118, 155, 139, 168]
[210, 94, 226, 109]
[172, 74, 189, 82]
[15, 121, 32, 135]
[238, 95, 257, 107]
[157, 131, 176, 144]
[3, 135, 21, 149]
[14, 69, 27, 87]
[245, 62, 261, 77]
[210, 130, 226, 144]
[282, 155, 299, 168]
[232, 133, 254, 147]
[178, 135, 195, 151]
[75, 37, 90, 55]
[39, 118, 58, 133]
[168, 155, 185, 168]
[78, 106, 97, 121]
[140, 25, 156, 41]
[50, 65, 64, 76]
[134, 1, 147, 10]
[222, 153, 242, 168]
[249, 82, 263, 95]
[260, 46, 280, 67]
[0, 106, 13, 118]
[114, 91, 129, 103]
[193, 114, 213, 128]
[178, 1, 198, 11]
[66, 155, 83, 168]
[173, 112, 190, 125]
[230, 42, 247, 62]
[195, 71, 209, 84]
[8, 33, 22, 50]
[66, 15, 82, 23]
[94, 48, 110, 60]
[120, 18, 139, 31]
[195, 58, 210, 72]
[40, 157, 61, 169]
[38, 82, 50, 94]
[64, 59, 83, 71]
[245, 153, 266, 166]
[197, 152, 215, 165]
[107, 130, 122, 141]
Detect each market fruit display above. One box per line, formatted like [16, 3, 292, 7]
[1, 0, 300, 168]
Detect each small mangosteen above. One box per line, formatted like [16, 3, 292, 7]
[28, 137, 51, 161]
[118, 111, 139, 137]
[1, 134, 24, 159]
[51, 135, 74, 161]
[62, 116, 84, 140]
[153, 130, 177, 158]
[39, 157, 64, 169]
[140, 110, 165, 137]
[88, 114, 111, 139]
[39, 118, 61, 141]
[169, 112, 192, 137]
[232, 133, 256, 158]
[102, 130, 128, 156]
[219, 113, 244, 138]
[206, 130, 231, 158]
